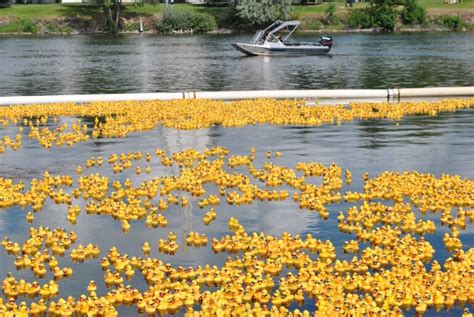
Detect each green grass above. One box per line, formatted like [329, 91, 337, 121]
[417, 0, 474, 9]
[121, 3, 164, 15]
[125, 3, 225, 14]
[292, 0, 474, 14]
[0, 3, 228, 19]
[0, 18, 38, 32]
[45, 20, 74, 33]
[0, 4, 101, 19]
[292, 1, 366, 15]
[0, 2, 472, 21]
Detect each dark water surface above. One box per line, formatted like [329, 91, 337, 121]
[0, 32, 474, 96]
[0, 107, 473, 316]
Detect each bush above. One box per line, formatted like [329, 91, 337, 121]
[46, 22, 74, 34]
[306, 19, 322, 30]
[234, 0, 292, 26]
[0, 19, 39, 33]
[440, 15, 464, 31]
[325, 2, 338, 24]
[347, 0, 398, 31]
[158, 7, 217, 33]
[19, 19, 38, 33]
[123, 21, 141, 32]
[219, 7, 239, 27]
[0, 0, 11, 8]
[347, 9, 374, 29]
[402, 0, 426, 25]
[369, 4, 398, 31]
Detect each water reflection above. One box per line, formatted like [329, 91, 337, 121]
[1, 32, 474, 96]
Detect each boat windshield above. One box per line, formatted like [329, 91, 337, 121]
[251, 30, 264, 44]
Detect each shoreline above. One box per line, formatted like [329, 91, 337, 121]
[1, 13, 473, 35]
[0, 26, 471, 35]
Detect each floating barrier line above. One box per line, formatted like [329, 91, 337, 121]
[0, 87, 473, 106]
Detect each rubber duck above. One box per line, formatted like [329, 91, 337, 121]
[14, 256, 23, 268]
[87, 280, 97, 293]
[121, 220, 130, 233]
[203, 208, 217, 225]
[168, 232, 177, 241]
[142, 242, 150, 255]
[463, 308, 473, 317]
[26, 212, 35, 223]
[125, 265, 135, 278]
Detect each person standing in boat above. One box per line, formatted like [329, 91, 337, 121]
[275, 33, 282, 42]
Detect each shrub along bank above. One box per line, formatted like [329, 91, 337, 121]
[157, 7, 217, 33]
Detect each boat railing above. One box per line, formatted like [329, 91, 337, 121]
[283, 41, 322, 47]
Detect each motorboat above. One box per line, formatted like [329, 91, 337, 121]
[232, 20, 333, 56]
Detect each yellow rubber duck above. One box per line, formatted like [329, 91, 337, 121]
[142, 242, 151, 255]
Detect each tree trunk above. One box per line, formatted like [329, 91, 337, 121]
[115, 0, 121, 31]
[100, 0, 120, 33]
[105, 6, 115, 31]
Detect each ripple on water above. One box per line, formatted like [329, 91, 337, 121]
[1, 33, 474, 95]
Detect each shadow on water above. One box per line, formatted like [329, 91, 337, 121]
[355, 108, 470, 149]
[357, 120, 392, 149]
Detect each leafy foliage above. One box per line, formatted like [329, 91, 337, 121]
[123, 21, 141, 32]
[0, 18, 38, 33]
[369, 3, 398, 31]
[95, 0, 123, 33]
[234, 0, 292, 26]
[46, 22, 74, 34]
[402, 0, 426, 25]
[347, 9, 374, 29]
[306, 18, 322, 30]
[324, 2, 338, 24]
[346, 0, 398, 31]
[158, 7, 217, 33]
[346, 2, 397, 31]
[0, 0, 10, 8]
[440, 14, 464, 31]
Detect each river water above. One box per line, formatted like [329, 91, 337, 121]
[0, 108, 473, 316]
[0, 33, 473, 316]
[0, 32, 473, 96]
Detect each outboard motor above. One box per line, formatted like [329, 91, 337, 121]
[319, 36, 333, 48]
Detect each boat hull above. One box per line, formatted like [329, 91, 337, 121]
[232, 43, 331, 56]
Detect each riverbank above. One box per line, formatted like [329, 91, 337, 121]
[0, 3, 473, 34]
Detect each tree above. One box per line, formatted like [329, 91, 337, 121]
[367, 0, 399, 31]
[96, 0, 122, 32]
[402, 0, 426, 25]
[0, 0, 11, 8]
[234, 0, 292, 27]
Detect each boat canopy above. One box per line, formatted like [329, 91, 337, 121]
[251, 20, 301, 44]
[267, 21, 300, 36]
